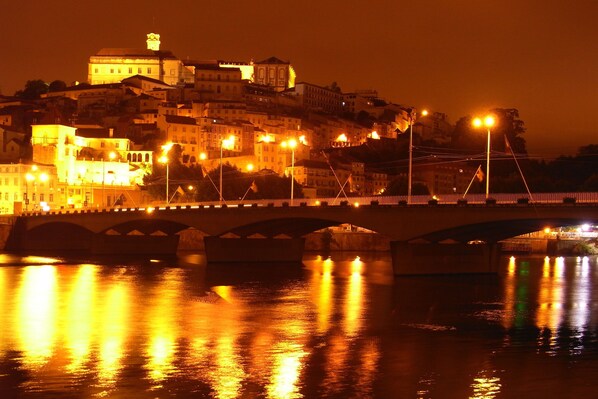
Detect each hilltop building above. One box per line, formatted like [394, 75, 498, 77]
[253, 57, 296, 92]
[88, 33, 195, 86]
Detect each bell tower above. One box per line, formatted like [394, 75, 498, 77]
[146, 33, 161, 51]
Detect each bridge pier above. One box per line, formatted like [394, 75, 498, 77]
[390, 241, 500, 275]
[204, 236, 305, 263]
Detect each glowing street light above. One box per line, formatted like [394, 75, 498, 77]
[407, 109, 428, 204]
[160, 143, 174, 204]
[159, 154, 169, 204]
[102, 151, 116, 207]
[472, 115, 496, 199]
[24, 165, 48, 212]
[220, 135, 235, 205]
[25, 172, 34, 211]
[281, 138, 298, 206]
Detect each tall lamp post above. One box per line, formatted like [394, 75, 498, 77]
[160, 143, 173, 204]
[159, 155, 169, 204]
[472, 115, 496, 199]
[25, 172, 34, 212]
[407, 109, 428, 204]
[102, 151, 116, 207]
[219, 135, 235, 205]
[281, 138, 297, 206]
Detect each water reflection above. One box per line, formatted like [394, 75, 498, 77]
[97, 277, 129, 393]
[0, 254, 596, 398]
[16, 266, 58, 369]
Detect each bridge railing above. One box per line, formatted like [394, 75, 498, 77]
[17, 192, 598, 217]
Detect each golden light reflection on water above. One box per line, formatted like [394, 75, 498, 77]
[569, 257, 591, 348]
[266, 342, 307, 399]
[536, 257, 564, 335]
[212, 336, 246, 399]
[97, 280, 130, 391]
[65, 265, 97, 374]
[0, 268, 6, 355]
[145, 268, 184, 386]
[344, 256, 365, 337]
[470, 372, 501, 399]
[0, 254, 427, 397]
[16, 266, 58, 369]
[311, 256, 334, 334]
[353, 339, 380, 398]
[502, 257, 517, 329]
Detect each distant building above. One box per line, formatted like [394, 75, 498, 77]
[88, 33, 194, 86]
[291, 82, 344, 114]
[411, 160, 478, 196]
[0, 126, 27, 162]
[193, 65, 244, 101]
[413, 112, 453, 144]
[253, 57, 296, 92]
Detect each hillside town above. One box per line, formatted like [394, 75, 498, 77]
[0, 33, 475, 213]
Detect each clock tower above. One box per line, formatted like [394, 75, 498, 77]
[146, 33, 161, 51]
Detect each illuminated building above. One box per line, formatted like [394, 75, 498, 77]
[412, 111, 453, 144]
[342, 90, 378, 114]
[28, 125, 151, 210]
[253, 57, 296, 92]
[192, 65, 244, 101]
[197, 101, 247, 121]
[159, 115, 202, 165]
[0, 163, 56, 214]
[88, 33, 194, 86]
[290, 159, 338, 198]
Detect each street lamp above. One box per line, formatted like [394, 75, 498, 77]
[25, 172, 34, 212]
[472, 115, 496, 199]
[159, 155, 169, 203]
[407, 109, 428, 204]
[160, 143, 173, 204]
[220, 135, 235, 205]
[102, 151, 116, 207]
[281, 138, 297, 206]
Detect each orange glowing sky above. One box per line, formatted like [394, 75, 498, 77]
[0, 0, 596, 156]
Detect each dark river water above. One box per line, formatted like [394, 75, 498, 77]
[0, 252, 596, 398]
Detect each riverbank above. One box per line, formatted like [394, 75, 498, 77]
[500, 237, 597, 255]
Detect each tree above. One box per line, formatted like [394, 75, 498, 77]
[451, 108, 527, 155]
[327, 81, 342, 93]
[48, 80, 67, 92]
[14, 79, 48, 99]
[384, 176, 429, 196]
[489, 108, 527, 155]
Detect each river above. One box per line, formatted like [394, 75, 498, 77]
[0, 252, 596, 398]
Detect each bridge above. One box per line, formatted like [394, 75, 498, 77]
[6, 193, 598, 275]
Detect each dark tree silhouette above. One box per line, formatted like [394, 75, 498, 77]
[14, 79, 48, 99]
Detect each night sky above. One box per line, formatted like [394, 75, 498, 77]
[1, 0, 596, 156]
